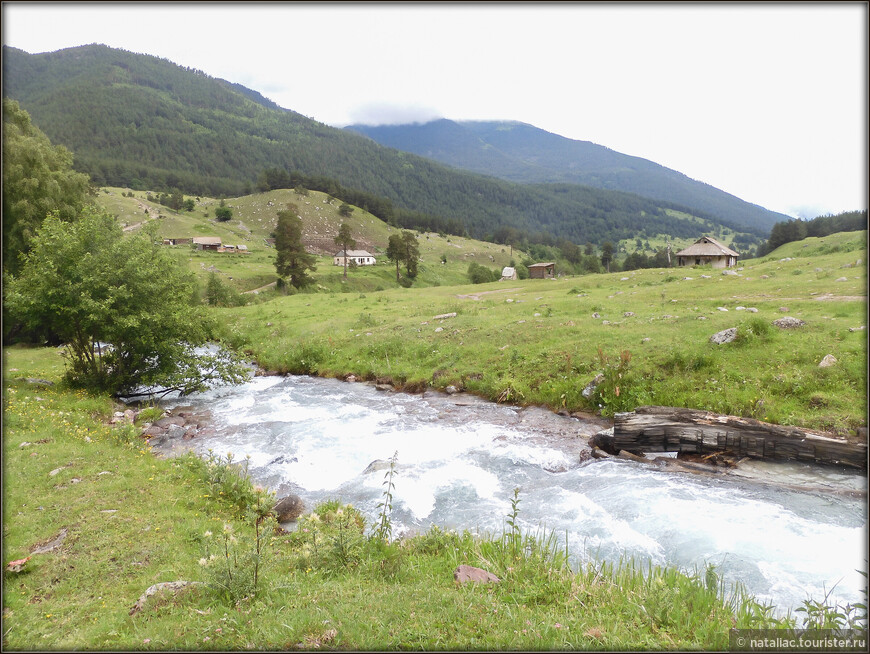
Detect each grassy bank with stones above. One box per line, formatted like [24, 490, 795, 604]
[214, 230, 867, 436]
[6, 345, 865, 649]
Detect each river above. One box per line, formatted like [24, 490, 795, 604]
[151, 373, 868, 616]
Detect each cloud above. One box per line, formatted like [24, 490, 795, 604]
[344, 102, 443, 127]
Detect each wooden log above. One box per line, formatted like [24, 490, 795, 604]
[612, 407, 867, 470]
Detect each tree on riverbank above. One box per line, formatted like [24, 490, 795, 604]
[5, 207, 247, 397]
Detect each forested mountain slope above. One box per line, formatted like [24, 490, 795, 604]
[3, 44, 765, 245]
[345, 119, 789, 232]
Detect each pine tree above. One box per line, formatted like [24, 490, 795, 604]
[274, 205, 316, 289]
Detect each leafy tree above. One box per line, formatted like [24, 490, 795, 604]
[5, 207, 246, 396]
[601, 242, 614, 272]
[214, 198, 233, 222]
[183, 197, 196, 211]
[386, 233, 404, 283]
[205, 272, 246, 307]
[339, 203, 353, 217]
[333, 222, 357, 279]
[2, 99, 92, 274]
[467, 262, 498, 284]
[274, 204, 316, 289]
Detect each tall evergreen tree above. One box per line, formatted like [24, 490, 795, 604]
[274, 204, 316, 289]
[386, 233, 404, 282]
[333, 222, 357, 279]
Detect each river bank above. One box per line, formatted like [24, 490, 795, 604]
[4, 346, 867, 649]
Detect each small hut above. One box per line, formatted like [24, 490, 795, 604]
[527, 262, 555, 279]
[675, 236, 739, 268]
[500, 266, 518, 281]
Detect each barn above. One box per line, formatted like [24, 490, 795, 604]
[527, 262, 555, 279]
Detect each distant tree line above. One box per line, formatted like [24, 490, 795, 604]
[757, 210, 867, 256]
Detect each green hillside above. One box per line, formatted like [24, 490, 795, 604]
[95, 187, 523, 295]
[4, 44, 765, 249]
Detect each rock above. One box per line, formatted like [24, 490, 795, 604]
[273, 494, 305, 522]
[30, 527, 68, 555]
[581, 373, 605, 399]
[642, 337, 651, 342]
[375, 384, 393, 392]
[836, 277, 848, 282]
[849, 326, 866, 332]
[154, 417, 185, 428]
[345, 374, 357, 383]
[700, 274, 711, 279]
[444, 385, 459, 395]
[746, 308, 758, 313]
[710, 328, 738, 345]
[697, 316, 707, 320]
[717, 307, 728, 312]
[454, 564, 500, 585]
[761, 275, 769, 279]
[141, 425, 165, 439]
[165, 424, 186, 440]
[434, 327, 443, 333]
[433, 312, 457, 320]
[129, 581, 203, 616]
[773, 316, 806, 329]
[25, 378, 54, 387]
[722, 270, 739, 276]
[591, 312, 601, 319]
[735, 306, 746, 311]
[623, 312, 635, 317]
[818, 354, 837, 368]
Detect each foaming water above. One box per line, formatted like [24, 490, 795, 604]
[159, 374, 868, 614]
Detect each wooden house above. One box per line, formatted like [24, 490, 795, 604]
[527, 262, 555, 279]
[333, 250, 376, 266]
[193, 236, 222, 251]
[675, 236, 739, 268]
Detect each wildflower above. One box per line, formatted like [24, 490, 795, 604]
[199, 558, 208, 566]
[307, 513, 320, 523]
[204, 530, 213, 538]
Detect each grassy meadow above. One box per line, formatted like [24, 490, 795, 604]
[5, 347, 853, 651]
[212, 230, 867, 435]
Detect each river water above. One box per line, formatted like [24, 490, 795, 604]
[154, 373, 868, 616]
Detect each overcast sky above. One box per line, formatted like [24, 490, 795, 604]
[3, 2, 867, 219]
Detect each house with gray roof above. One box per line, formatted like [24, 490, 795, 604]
[675, 236, 739, 268]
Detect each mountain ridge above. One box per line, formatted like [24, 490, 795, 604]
[345, 119, 787, 231]
[3, 43, 767, 247]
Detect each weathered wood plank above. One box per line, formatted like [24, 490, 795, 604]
[600, 406, 867, 470]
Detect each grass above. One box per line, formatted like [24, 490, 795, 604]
[211, 230, 867, 434]
[7, 346, 862, 649]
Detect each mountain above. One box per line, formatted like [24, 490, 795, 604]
[2, 44, 767, 247]
[345, 119, 788, 232]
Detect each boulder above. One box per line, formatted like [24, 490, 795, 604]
[710, 328, 738, 345]
[581, 373, 605, 399]
[444, 385, 459, 395]
[818, 354, 837, 368]
[773, 316, 806, 329]
[273, 494, 305, 522]
[454, 564, 500, 585]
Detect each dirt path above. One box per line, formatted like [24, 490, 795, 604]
[243, 281, 277, 295]
[456, 287, 523, 301]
